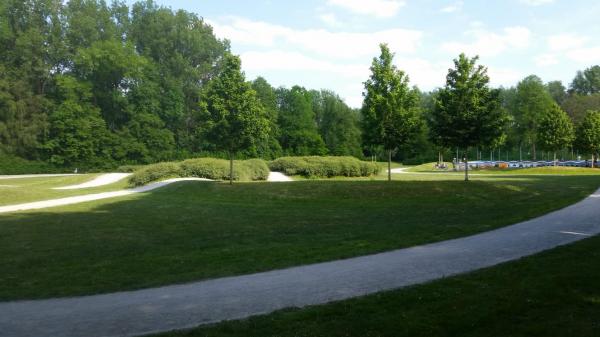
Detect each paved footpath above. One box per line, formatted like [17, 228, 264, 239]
[1, 189, 600, 337]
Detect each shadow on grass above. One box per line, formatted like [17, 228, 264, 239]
[1, 176, 600, 301]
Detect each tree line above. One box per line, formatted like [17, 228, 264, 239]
[0, 0, 362, 170]
[362, 44, 600, 180]
[1, 0, 599, 173]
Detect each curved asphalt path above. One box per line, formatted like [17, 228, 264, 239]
[1, 189, 600, 337]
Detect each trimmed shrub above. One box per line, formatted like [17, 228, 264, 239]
[242, 159, 270, 181]
[269, 156, 380, 178]
[128, 158, 270, 186]
[128, 162, 182, 187]
[116, 165, 144, 173]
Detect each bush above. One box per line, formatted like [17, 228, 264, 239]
[269, 156, 380, 178]
[0, 153, 64, 174]
[128, 162, 182, 187]
[128, 158, 270, 186]
[116, 164, 144, 173]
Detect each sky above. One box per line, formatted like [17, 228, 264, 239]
[127, 0, 600, 107]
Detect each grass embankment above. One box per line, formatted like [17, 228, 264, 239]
[1, 175, 599, 300]
[128, 158, 269, 186]
[158, 234, 600, 337]
[269, 156, 380, 178]
[0, 175, 129, 206]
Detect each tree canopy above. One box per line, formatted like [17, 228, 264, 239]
[361, 44, 421, 180]
[429, 54, 507, 180]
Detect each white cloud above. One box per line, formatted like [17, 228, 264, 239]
[240, 50, 369, 79]
[519, 0, 554, 6]
[394, 57, 450, 90]
[327, 0, 406, 18]
[209, 17, 422, 59]
[534, 53, 559, 66]
[441, 26, 531, 57]
[566, 47, 600, 63]
[441, 1, 464, 13]
[319, 13, 342, 27]
[487, 67, 523, 87]
[546, 33, 589, 51]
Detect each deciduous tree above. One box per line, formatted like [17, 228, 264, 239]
[200, 53, 269, 184]
[362, 43, 420, 181]
[429, 54, 507, 181]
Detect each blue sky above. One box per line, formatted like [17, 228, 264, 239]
[129, 0, 600, 107]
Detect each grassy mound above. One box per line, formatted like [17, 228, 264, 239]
[128, 158, 269, 187]
[269, 156, 380, 178]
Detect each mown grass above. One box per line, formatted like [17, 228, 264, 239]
[1, 175, 600, 300]
[405, 162, 600, 175]
[0, 175, 129, 206]
[158, 234, 600, 337]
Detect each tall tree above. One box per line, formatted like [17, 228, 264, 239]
[277, 86, 327, 156]
[312, 90, 362, 157]
[200, 53, 269, 184]
[362, 43, 420, 181]
[562, 93, 600, 124]
[537, 103, 574, 165]
[513, 75, 555, 160]
[576, 110, 600, 168]
[251, 77, 282, 159]
[429, 53, 507, 181]
[546, 80, 567, 105]
[570, 65, 600, 95]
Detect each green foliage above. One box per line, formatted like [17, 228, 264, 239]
[277, 86, 327, 156]
[429, 54, 508, 151]
[0, 152, 60, 174]
[361, 44, 421, 152]
[576, 110, 600, 157]
[512, 75, 555, 148]
[199, 53, 269, 153]
[127, 161, 181, 187]
[252, 77, 282, 159]
[562, 93, 600, 123]
[40, 75, 112, 168]
[537, 103, 575, 154]
[312, 90, 363, 157]
[570, 65, 600, 95]
[269, 156, 380, 178]
[546, 80, 567, 105]
[128, 158, 269, 186]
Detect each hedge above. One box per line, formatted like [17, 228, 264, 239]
[128, 158, 270, 187]
[0, 153, 64, 174]
[269, 156, 380, 178]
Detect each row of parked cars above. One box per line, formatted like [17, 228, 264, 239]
[457, 160, 599, 169]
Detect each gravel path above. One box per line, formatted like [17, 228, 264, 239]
[0, 178, 211, 214]
[267, 171, 293, 182]
[53, 173, 131, 190]
[1, 188, 599, 337]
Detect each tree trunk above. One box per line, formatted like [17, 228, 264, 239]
[554, 151, 557, 166]
[533, 143, 536, 161]
[387, 150, 392, 182]
[464, 152, 469, 182]
[229, 151, 234, 185]
[593, 153, 596, 169]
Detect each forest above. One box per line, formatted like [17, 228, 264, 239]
[1, 0, 599, 171]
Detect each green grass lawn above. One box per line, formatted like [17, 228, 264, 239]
[1, 174, 600, 301]
[405, 162, 600, 176]
[0, 174, 129, 206]
[157, 234, 600, 337]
